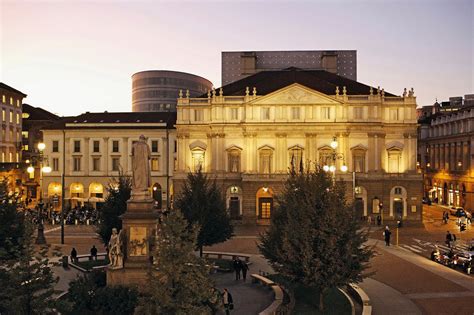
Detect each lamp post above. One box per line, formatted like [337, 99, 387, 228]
[322, 136, 348, 183]
[35, 142, 51, 244]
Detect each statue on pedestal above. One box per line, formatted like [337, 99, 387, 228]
[131, 135, 151, 200]
[108, 228, 124, 269]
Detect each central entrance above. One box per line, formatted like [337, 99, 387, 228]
[256, 187, 274, 222]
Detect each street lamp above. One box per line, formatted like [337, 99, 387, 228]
[35, 142, 50, 245]
[322, 136, 348, 181]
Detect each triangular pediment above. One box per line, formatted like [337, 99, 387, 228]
[250, 83, 342, 105]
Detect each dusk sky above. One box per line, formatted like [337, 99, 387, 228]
[1, 0, 472, 116]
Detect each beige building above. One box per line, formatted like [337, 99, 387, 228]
[418, 96, 474, 210]
[0, 83, 26, 163]
[174, 68, 422, 225]
[42, 112, 176, 210]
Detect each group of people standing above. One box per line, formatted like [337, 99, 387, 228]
[233, 257, 249, 281]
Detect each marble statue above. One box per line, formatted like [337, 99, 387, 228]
[108, 228, 124, 269]
[131, 135, 151, 199]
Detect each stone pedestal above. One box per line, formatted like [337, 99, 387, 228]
[107, 197, 159, 287]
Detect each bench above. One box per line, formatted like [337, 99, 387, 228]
[250, 274, 284, 315]
[347, 283, 372, 315]
[202, 251, 250, 263]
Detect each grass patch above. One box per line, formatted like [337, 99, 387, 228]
[268, 274, 351, 315]
[75, 258, 109, 271]
[205, 258, 234, 271]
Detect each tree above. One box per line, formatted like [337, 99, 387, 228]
[175, 169, 233, 257]
[97, 171, 131, 245]
[259, 169, 373, 311]
[1, 178, 58, 314]
[0, 178, 25, 261]
[136, 210, 220, 314]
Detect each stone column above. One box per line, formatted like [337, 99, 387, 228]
[104, 137, 109, 175]
[84, 137, 90, 176]
[122, 137, 129, 173]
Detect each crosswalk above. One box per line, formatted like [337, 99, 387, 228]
[399, 238, 472, 256]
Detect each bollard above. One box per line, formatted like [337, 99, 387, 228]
[75, 219, 78, 225]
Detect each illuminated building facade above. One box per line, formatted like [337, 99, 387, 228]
[418, 95, 474, 210]
[0, 83, 27, 196]
[175, 68, 422, 225]
[41, 112, 176, 211]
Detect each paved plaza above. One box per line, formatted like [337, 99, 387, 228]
[44, 204, 474, 314]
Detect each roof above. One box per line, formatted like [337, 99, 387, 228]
[203, 67, 396, 97]
[43, 111, 177, 130]
[0, 82, 27, 97]
[22, 104, 60, 121]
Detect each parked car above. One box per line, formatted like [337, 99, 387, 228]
[455, 208, 471, 218]
[455, 251, 474, 266]
[450, 207, 464, 216]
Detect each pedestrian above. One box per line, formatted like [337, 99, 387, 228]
[222, 288, 233, 315]
[233, 258, 242, 280]
[70, 247, 78, 263]
[446, 231, 453, 248]
[241, 261, 249, 281]
[383, 226, 391, 246]
[377, 215, 381, 226]
[90, 245, 98, 261]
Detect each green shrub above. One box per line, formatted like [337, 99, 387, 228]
[65, 270, 137, 315]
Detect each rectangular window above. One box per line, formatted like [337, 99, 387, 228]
[1, 95, 5, 103]
[389, 108, 398, 121]
[16, 113, 19, 124]
[151, 140, 159, 153]
[194, 109, 204, 121]
[353, 153, 365, 172]
[174, 157, 177, 171]
[230, 108, 239, 120]
[321, 107, 331, 119]
[73, 157, 81, 171]
[354, 107, 363, 119]
[9, 152, 12, 162]
[151, 158, 159, 171]
[74, 140, 81, 153]
[2, 109, 5, 121]
[52, 140, 59, 152]
[16, 100, 20, 107]
[9, 129, 13, 141]
[112, 157, 120, 171]
[174, 140, 177, 153]
[112, 140, 119, 153]
[9, 97, 13, 105]
[9, 111, 13, 123]
[16, 152, 19, 162]
[22, 131, 28, 139]
[52, 158, 59, 171]
[93, 140, 100, 153]
[92, 157, 100, 171]
[24, 144, 28, 151]
[262, 107, 270, 120]
[291, 107, 301, 120]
